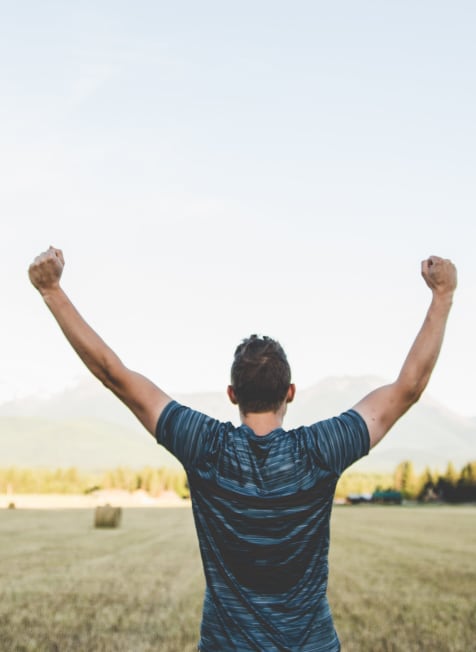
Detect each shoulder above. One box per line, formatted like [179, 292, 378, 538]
[299, 409, 370, 474]
[300, 409, 369, 437]
[156, 401, 226, 438]
[155, 401, 237, 468]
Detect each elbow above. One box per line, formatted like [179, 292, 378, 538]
[407, 386, 424, 406]
[92, 356, 125, 394]
[102, 367, 123, 394]
[397, 379, 425, 408]
[99, 367, 117, 391]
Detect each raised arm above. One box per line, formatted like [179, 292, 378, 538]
[28, 246, 172, 435]
[353, 255, 457, 448]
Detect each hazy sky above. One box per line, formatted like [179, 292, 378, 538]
[2, 2, 475, 416]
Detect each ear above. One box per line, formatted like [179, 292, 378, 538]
[286, 383, 296, 404]
[227, 385, 238, 405]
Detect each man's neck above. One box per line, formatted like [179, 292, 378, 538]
[240, 410, 285, 436]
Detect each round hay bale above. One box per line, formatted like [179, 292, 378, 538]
[7, 502, 15, 509]
[94, 504, 121, 528]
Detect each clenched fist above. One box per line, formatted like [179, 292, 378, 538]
[421, 256, 457, 297]
[28, 246, 65, 295]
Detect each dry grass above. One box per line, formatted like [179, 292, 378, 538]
[0, 508, 202, 652]
[329, 505, 476, 652]
[0, 505, 474, 651]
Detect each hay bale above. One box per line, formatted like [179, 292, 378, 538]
[94, 504, 121, 528]
[7, 502, 15, 509]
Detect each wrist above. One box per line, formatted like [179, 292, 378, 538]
[39, 284, 64, 303]
[431, 290, 454, 308]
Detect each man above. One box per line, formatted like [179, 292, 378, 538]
[29, 248, 457, 651]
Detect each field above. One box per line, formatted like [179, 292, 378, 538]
[0, 505, 474, 652]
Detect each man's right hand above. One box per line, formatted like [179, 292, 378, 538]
[421, 255, 457, 298]
[28, 246, 65, 295]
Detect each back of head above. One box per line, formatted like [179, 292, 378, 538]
[230, 334, 291, 415]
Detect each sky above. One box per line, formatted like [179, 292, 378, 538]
[1, 1, 475, 416]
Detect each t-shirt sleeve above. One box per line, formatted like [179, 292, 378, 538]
[308, 409, 370, 476]
[155, 401, 220, 470]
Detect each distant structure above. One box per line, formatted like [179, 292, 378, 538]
[371, 489, 402, 505]
[345, 493, 373, 505]
[346, 490, 402, 505]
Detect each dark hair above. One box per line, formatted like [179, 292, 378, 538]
[230, 334, 291, 415]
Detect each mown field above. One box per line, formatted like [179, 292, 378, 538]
[0, 505, 474, 652]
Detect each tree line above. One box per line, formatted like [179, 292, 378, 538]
[1, 461, 475, 503]
[335, 460, 476, 503]
[0, 466, 189, 499]
[392, 460, 476, 502]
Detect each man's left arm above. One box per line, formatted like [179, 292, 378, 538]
[353, 255, 456, 449]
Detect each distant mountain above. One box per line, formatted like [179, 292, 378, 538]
[0, 415, 179, 471]
[0, 376, 474, 472]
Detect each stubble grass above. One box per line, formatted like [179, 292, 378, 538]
[329, 505, 475, 652]
[0, 505, 474, 651]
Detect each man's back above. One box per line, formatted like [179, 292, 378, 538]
[157, 401, 370, 651]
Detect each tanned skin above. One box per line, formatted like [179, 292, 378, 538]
[353, 256, 456, 447]
[29, 247, 171, 436]
[29, 248, 456, 444]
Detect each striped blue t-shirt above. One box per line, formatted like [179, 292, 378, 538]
[156, 401, 369, 652]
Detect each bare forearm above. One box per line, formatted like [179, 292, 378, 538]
[29, 246, 171, 435]
[353, 256, 456, 448]
[396, 292, 453, 401]
[41, 286, 124, 389]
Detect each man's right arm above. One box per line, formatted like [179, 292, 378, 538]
[352, 256, 457, 449]
[29, 247, 171, 436]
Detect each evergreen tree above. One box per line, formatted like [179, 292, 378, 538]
[459, 462, 476, 485]
[444, 461, 458, 486]
[416, 466, 436, 501]
[393, 460, 416, 499]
